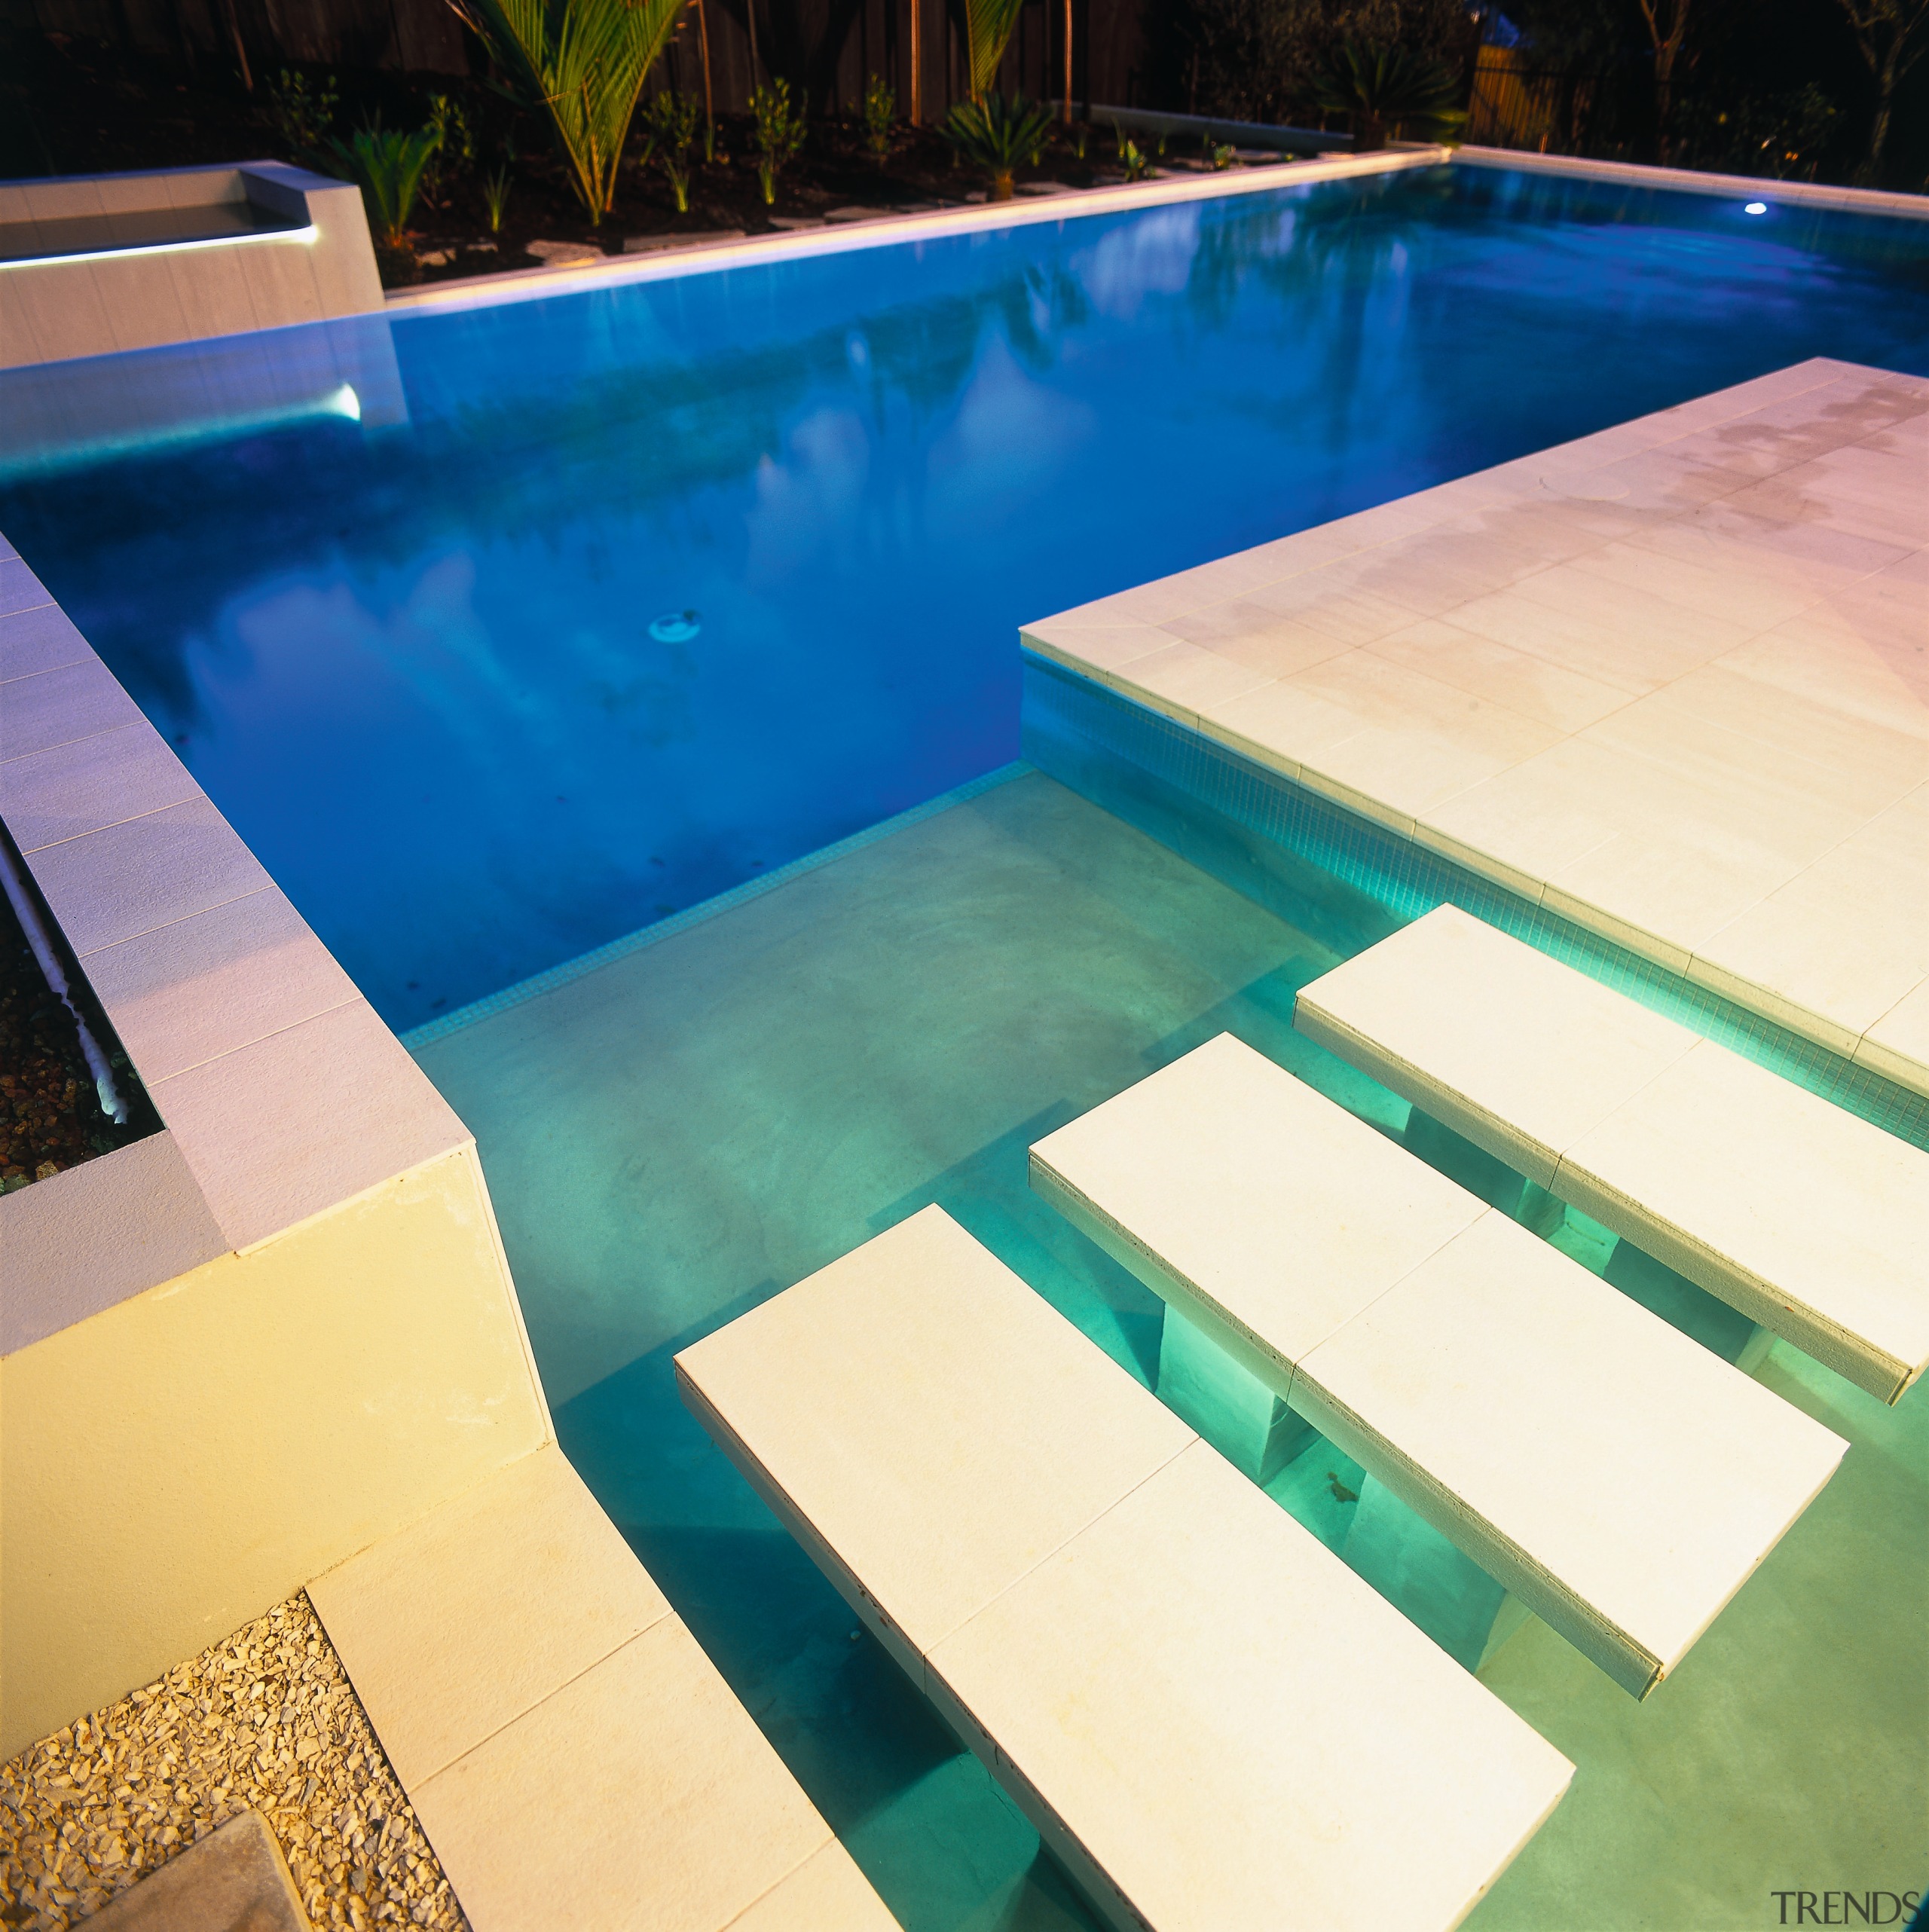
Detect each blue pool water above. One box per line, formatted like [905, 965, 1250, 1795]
[3, 164, 1927, 1031]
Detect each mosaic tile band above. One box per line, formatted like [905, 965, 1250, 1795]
[1021, 653, 1929, 1153]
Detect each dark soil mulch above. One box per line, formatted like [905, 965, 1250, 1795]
[0, 28, 1252, 291]
[0, 880, 151, 1194]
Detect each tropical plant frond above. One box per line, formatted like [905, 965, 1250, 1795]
[1311, 40, 1469, 142]
[445, 0, 685, 219]
[961, 0, 1027, 100]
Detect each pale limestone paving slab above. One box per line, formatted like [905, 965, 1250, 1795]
[1296, 906, 1929, 1402]
[0, 657, 147, 763]
[0, 718, 204, 854]
[84, 1809, 310, 1932]
[1030, 1036, 1484, 1368]
[1292, 1212, 1847, 1693]
[677, 1203, 1194, 1665]
[151, 997, 469, 1250]
[1021, 357, 1929, 1097]
[411, 1618, 875, 1932]
[79, 886, 362, 1085]
[1292, 904, 1700, 1190]
[0, 601, 91, 681]
[675, 1206, 1574, 1932]
[722, 1841, 903, 1930]
[313, 1442, 897, 1932]
[309, 1445, 673, 1790]
[27, 793, 275, 957]
[1029, 1035, 1849, 1695]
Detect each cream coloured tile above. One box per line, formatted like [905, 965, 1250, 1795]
[1194, 674, 1355, 778]
[310, 1445, 671, 1790]
[928, 1440, 1573, 1932]
[723, 1842, 898, 1931]
[1620, 507, 1893, 602]
[1719, 620, 1927, 741]
[1241, 561, 1425, 646]
[0, 555, 52, 619]
[81, 886, 362, 1084]
[673, 1206, 1194, 1658]
[1296, 1212, 1848, 1689]
[0, 657, 146, 762]
[1293, 905, 1698, 1189]
[1019, 619, 1169, 674]
[1646, 664, 1927, 810]
[1583, 692, 1906, 830]
[1854, 974, 1929, 1094]
[154, 998, 470, 1249]
[0, 602, 90, 682]
[1724, 468, 1927, 553]
[1365, 618, 1633, 735]
[1567, 537, 1824, 631]
[32, 795, 273, 956]
[1030, 1034, 1484, 1369]
[1542, 831, 1799, 964]
[1162, 606, 1355, 680]
[414, 1618, 835, 1932]
[0, 720, 201, 853]
[1496, 558, 1761, 668]
[1120, 639, 1274, 718]
[1564, 1041, 1929, 1401]
[1694, 788, 1929, 1040]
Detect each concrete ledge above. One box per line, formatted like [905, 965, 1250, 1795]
[309, 1445, 900, 1932]
[0, 162, 384, 369]
[0, 547, 554, 1764]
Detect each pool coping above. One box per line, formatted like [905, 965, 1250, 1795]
[381, 146, 1451, 316]
[384, 142, 1927, 322]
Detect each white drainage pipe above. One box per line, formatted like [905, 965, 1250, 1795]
[0, 836, 128, 1126]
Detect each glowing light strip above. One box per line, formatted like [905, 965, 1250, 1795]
[0, 222, 319, 273]
[0, 382, 361, 481]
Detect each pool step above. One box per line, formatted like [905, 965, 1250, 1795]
[307, 1444, 897, 1932]
[1295, 903, 1929, 1402]
[1029, 1033, 1850, 1699]
[674, 1205, 1576, 1932]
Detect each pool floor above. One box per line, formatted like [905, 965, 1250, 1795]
[413, 769, 1927, 1932]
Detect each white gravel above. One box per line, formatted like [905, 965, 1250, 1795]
[0, 1593, 467, 1932]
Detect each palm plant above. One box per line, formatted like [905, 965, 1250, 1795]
[1310, 41, 1467, 151]
[960, 0, 1026, 101]
[445, 0, 684, 221]
[941, 93, 1053, 200]
[328, 121, 443, 251]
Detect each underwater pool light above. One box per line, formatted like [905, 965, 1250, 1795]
[1744, 202, 1768, 215]
[650, 610, 702, 644]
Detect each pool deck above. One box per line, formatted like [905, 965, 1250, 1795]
[1022, 356, 1929, 1100]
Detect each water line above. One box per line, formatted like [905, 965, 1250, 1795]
[0, 836, 129, 1126]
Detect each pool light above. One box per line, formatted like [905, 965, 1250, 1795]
[650, 610, 702, 644]
[1744, 201, 1768, 215]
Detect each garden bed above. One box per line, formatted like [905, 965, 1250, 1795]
[0, 861, 151, 1194]
[0, 31, 1289, 290]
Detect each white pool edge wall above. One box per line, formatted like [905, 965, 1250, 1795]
[0, 538, 553, 1761]
[0, 162, 384, 370]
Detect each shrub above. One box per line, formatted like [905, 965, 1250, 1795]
[1310, 41, 1467, 148]
[941, 93, 1053, 198]
[328, 121, 442, 250]
[751, 79, 806, 203]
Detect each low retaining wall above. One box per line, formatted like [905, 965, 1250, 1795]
[0, 537, 551, 1762]
[0, 162, 383, 371]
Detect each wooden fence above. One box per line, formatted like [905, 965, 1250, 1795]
[3, 0, 1148, 119]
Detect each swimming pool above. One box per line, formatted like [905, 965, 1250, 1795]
[3, 162, 1927, 1032]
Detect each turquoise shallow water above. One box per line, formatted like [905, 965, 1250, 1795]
[416, 767, 1928, 1932]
